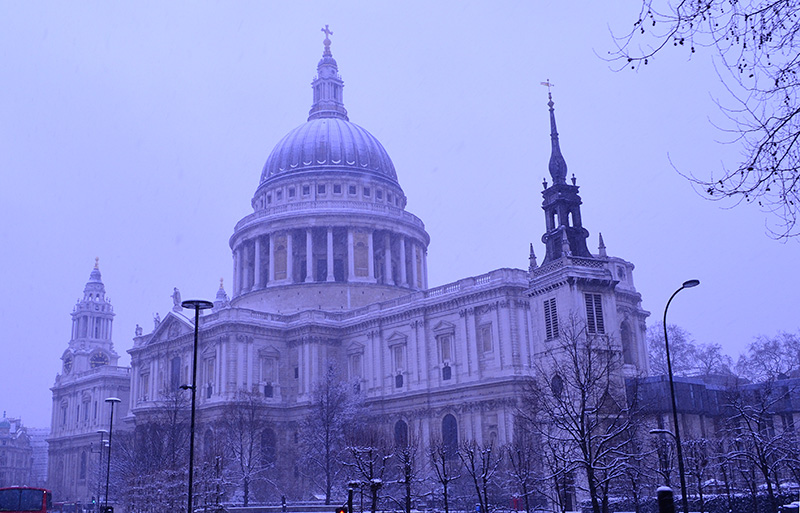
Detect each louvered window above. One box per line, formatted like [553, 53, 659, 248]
[544, 298, 559, 340]
[584, 293, 605, 334]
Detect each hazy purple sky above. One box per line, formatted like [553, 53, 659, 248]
[2, 2, 798, 428]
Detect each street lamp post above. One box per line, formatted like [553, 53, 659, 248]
[181, 299, 214, 513]
[103, 397, 121, 513]
[96, 429, 108, 512]
[663, 279, 700, 513]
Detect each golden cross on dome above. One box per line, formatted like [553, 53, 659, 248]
[321, 24, 333, 41]
[540, 79, 554, 93]
[94, 257, 99, 269]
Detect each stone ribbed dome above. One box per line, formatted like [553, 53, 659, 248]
[260, 117, 398, 183]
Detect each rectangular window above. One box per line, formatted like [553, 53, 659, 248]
[349, 185, 357, 195]
[294, 366, 299, 379]
[393, 345, 405, 371]
[439, 334, 452, 362]
[318, 184, 326, 194]
[288, 187, 295, 198]
[261, 357, 276, 383]
[141, 374, 150, 401]
[276, 190, 283, 200]
[303, 185, 310, 195]
[363, 187, 371, 197]
[585, 293, 605, 334]
[350, 354, 362, 379]
[478, 324, 493, 352]
[267, 194, 272, 204]
[376, 189, 383, 200]
[544, 298, 559, 340]
[333, 184, 342, 194]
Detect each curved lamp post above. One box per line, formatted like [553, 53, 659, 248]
[103, 397, 121, 512]
[663, 279, 700, 513]
[181, 299, 214, 513]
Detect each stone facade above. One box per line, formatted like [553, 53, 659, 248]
[50, 36, 650, 505]
[48, 260, 130, 502]
[0, 415, 34, 487]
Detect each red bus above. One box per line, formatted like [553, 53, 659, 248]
[0, 487, 52, 513]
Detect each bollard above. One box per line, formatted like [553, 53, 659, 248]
[282, 496, 287, 513]
[657, 486, 675, 513]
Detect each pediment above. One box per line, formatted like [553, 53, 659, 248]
[347, 341, 365, 355]
[148, 313, 193, 344]
[386, 331, 407, 347]
[432, 320, 456, 334]
[258, 345, 280, 358]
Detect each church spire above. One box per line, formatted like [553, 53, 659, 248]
[308, 25, 349, 121]
[547, 91, 568, 185]
[539, 89, 592, 265]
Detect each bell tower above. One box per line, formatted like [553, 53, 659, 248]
[540, 92, 591, 265]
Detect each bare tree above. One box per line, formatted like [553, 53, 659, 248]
[221, 390, 272, 506]
[459, 440, 503, 513]
[388, 431, 420, 513]
[505, 426, 543, 513]
[345, 424, 392, 513]
[649, 323, 734, 377]
[299, 362, 363, 504]
[736, 331, 800, 381]
[116, 389, 190, 513]
[428, 438, 460, 513]
[520, 317, 636, 513]
[613, 0, 800, 239]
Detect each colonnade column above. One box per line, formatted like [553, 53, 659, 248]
[268, 235, 275, 284]
[286, 231, 294, 283]
[410, 241, 419, 290]
[422, 249, 428, 289]
[399, 236, 408, 286]
[305, 229, 314, 283]
[233, 248, 240, 296]
[243, 245, 252, 292]
[326, 227, 335, 282]
[367, 230, 375, 282]
[254, 237, 262, 290]
[347, 229, 355, 280]
[384, 232, 394, 285]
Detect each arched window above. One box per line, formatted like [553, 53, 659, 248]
[442, 414, 458, 458]
[394, 420, 408, 447]
[171, 357, 181, 390]
[621, 321, 634, 365]
[262, 428, 277, 466]
[551, 374, 564, 399]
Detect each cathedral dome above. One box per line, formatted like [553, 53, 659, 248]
[260, 117, 397, 184]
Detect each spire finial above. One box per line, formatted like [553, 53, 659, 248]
[94, 257, 99, 269]
[598, 232, 607, 257]
[321, 25, 333, 56]
[219, 278, 225, 290]
[543, 82, 568, 185]
[528, 243, 538, 271]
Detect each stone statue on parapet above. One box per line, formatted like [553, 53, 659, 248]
[172, 287, 182, 312]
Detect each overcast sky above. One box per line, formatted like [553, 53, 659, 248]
[2, 2, 798, 428]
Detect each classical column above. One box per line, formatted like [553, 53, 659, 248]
[422, 248, 428, 289]
[347, 228, 355, 282]
[233, 247, 240, 296]
[367, 230, 375, 282]
[305, 229, 314, 282]
[384, 232, 394, 285]
[410, 241, 419, 290]
[286, 231, 294, 283]
[254, 236, 262, 290]
[399, 236, 408, 286]
[268, 234, 275, 284]
[243, 244, 252, 292]
[326, 227, 335, 282]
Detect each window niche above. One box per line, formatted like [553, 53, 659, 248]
[433, 321, 456, 381]
[259, 346, 280, 399]
[387, 332, 408, 389]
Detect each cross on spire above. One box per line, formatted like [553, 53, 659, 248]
[540, 79, 554, 96]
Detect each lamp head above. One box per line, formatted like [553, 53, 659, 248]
[105, 397, 121, 403]
[682, 279, 700, 289]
